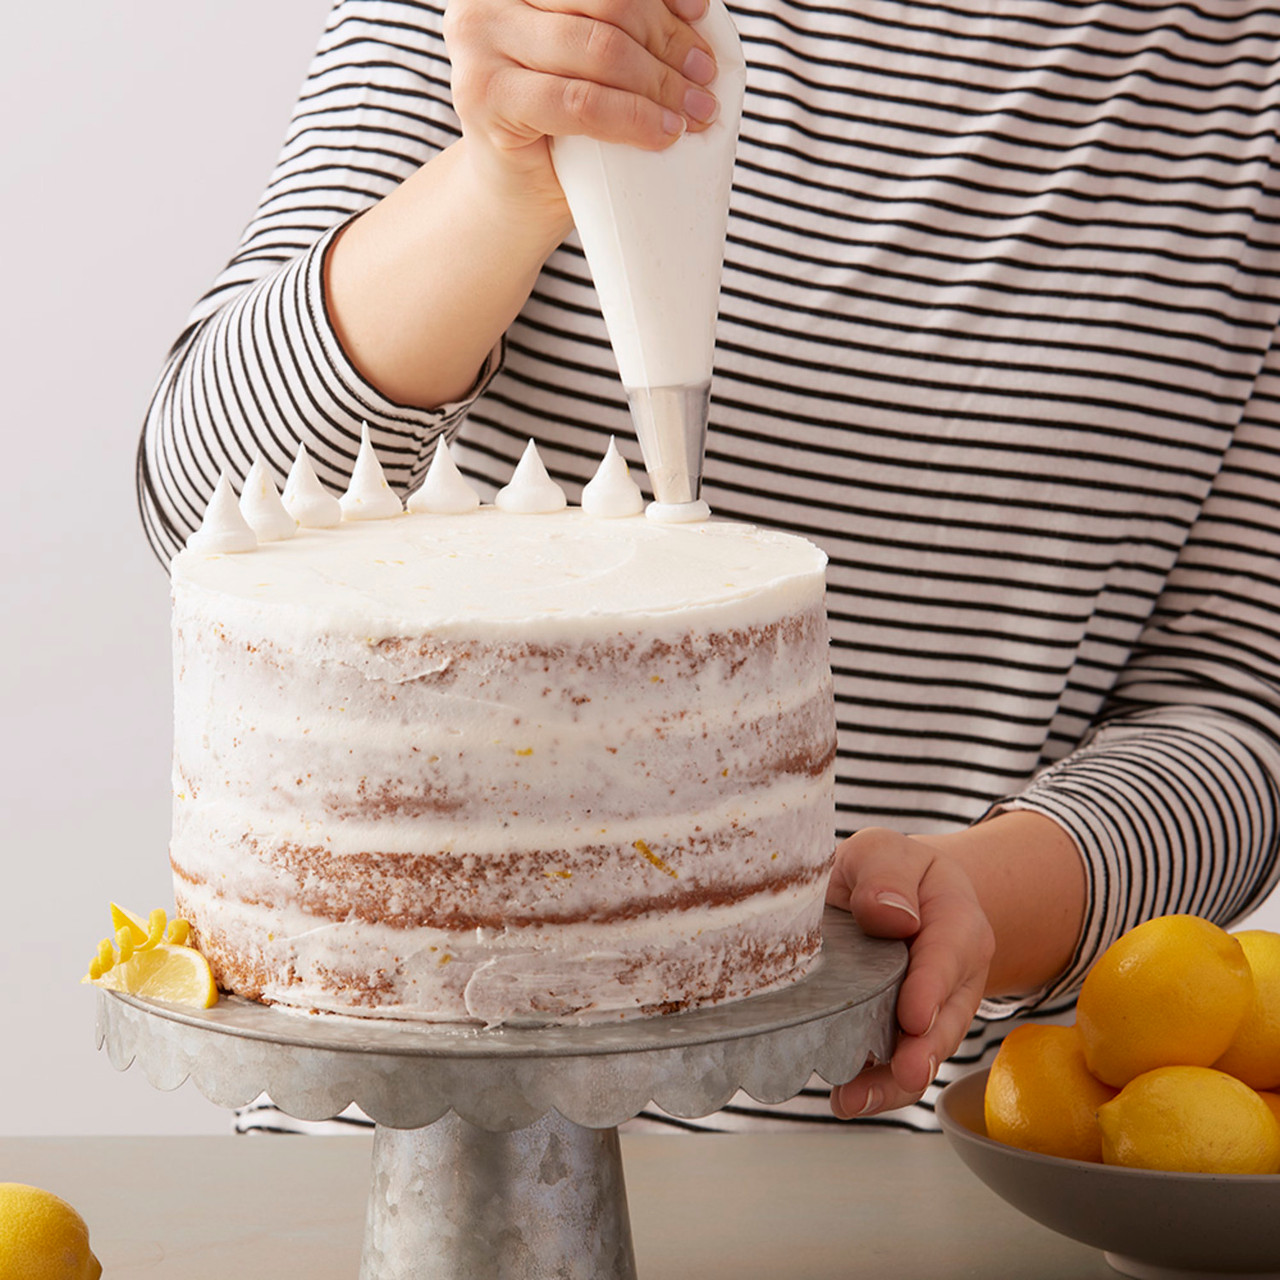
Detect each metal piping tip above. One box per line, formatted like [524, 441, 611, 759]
[625, 382, 711, 509]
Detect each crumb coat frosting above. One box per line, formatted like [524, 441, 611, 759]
[173, 507, 827, 643]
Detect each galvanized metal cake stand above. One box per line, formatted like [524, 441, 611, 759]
[96, 907, 905, 1279]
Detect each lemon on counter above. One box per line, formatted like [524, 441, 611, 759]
[1214, 930, 1280, 1092]
[1097, 1065, 1280, 1175]
[1076, 914, 1252, 1088]
[984, 1024, 1117, 1163]
[0, 1183, 101, 1280]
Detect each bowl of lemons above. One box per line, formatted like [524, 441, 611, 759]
[937, 916, 1280, 1280]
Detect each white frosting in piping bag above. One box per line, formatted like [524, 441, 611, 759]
[549, 1, 744, 523]
[186, 471, 257, 555]
[340, 423, 403, 521]
[282, 445, 342, 528]
[239, 458, 297, 542]
[494, 440, 567, 514]
[549, 5, 745, 389]
[582, 438, 645, 518]
[408, 437, 481, 514]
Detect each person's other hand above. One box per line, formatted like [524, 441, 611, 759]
[825, 828, 997, 1117]
[444, 0, 720, 204]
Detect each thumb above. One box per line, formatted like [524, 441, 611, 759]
[827, 827, 925, 939]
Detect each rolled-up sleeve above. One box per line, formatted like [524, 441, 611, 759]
[135, 0, 495, 563]
[984, 350, 1280, 1014]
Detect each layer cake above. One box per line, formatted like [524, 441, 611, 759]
[169, 445, 837, 1025]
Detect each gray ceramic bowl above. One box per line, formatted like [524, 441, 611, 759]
[937, 1067, 1280, 1280]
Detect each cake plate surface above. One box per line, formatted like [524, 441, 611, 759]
[97, 906, 905, 1279]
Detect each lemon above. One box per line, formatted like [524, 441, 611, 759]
[87, 943, 217, 1007]
[109, 902, 148, 946]
[86, 902, 217, 1007]
[0, 1183, 101, 1280]
[122, 943, 218, 1007]
[1259, 1091, 1280, 1128]
[1097, 1065, 1280, 1174]
[984, 1024, 1117, 1162]
[1214, 931, 1280, 1091]
[1076, 914, 1252, 1088]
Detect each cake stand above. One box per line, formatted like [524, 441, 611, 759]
[95, 907, 905, 1279]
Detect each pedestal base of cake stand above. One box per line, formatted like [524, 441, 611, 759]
[96, 906, 905, 1279]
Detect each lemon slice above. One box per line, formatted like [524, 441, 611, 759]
[85, 960, 127, 992]
[109, 903, 149, 946]
[120, 944, 218, 1008]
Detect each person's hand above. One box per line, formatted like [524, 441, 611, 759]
[825, 827, 997, 1117]
[443, 0, 720, 206]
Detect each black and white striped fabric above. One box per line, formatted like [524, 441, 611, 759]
[138, 0, 1280, 1133]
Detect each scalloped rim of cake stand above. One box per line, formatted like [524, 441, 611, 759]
[96, 906, 906, 1131]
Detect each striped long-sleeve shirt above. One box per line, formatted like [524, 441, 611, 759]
[139, 0, 1280, 1131]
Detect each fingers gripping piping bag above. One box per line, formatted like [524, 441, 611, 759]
[550, 2, 747, 523]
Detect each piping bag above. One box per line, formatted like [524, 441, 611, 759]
[550, 2, 746, 523]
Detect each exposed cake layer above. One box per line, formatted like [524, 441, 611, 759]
[171, 618, 832, 830]
[170, 507, 837, 1024]
[176, 879, 826, 1025]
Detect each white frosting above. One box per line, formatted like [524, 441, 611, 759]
[185, 472, 257, 555]
[582, 439, 645, 518]
[239, 458, 297, 542]
[494, 440, 567, 514]
[282, 445, 342, 528]
[340, 424, 403, 521]
[549, 1, 746, 390]
[646, 498, 713, 524]
[408, 438, 481, 514]
[172, 508, 827, 642]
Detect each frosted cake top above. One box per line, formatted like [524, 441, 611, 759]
[173, 434, 826, 640]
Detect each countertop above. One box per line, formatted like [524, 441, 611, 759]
[2, 1129, 1115, 1278]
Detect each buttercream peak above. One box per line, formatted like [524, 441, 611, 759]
[187, 470, 257, 554]
[340, 423, 403, 521]
[495, 440, 567, 514]
[582, 438, 645, 518]
[408, 437, 481, 514]
[283, 444, 342, 528]
[240, 457, 297, 542]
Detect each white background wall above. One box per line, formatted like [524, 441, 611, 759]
[3, 0, 1277, 1138]
[2, 0, 331, 1136]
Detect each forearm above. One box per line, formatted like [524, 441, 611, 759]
[325, 137, 573, 409]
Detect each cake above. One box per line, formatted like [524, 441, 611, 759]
[168, 435, 837, 1025]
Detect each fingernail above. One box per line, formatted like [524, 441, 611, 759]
[875, 891, 920, 926]
[924, 1006, 939, 1036]
[926, 1056, 939, 1087]
[671, 0, 706, 19]
[857, 1086, 882, 1117]
[662, 109, 686, 138]
[682, 86, 718, 124]
[682, 46, 716, 85]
